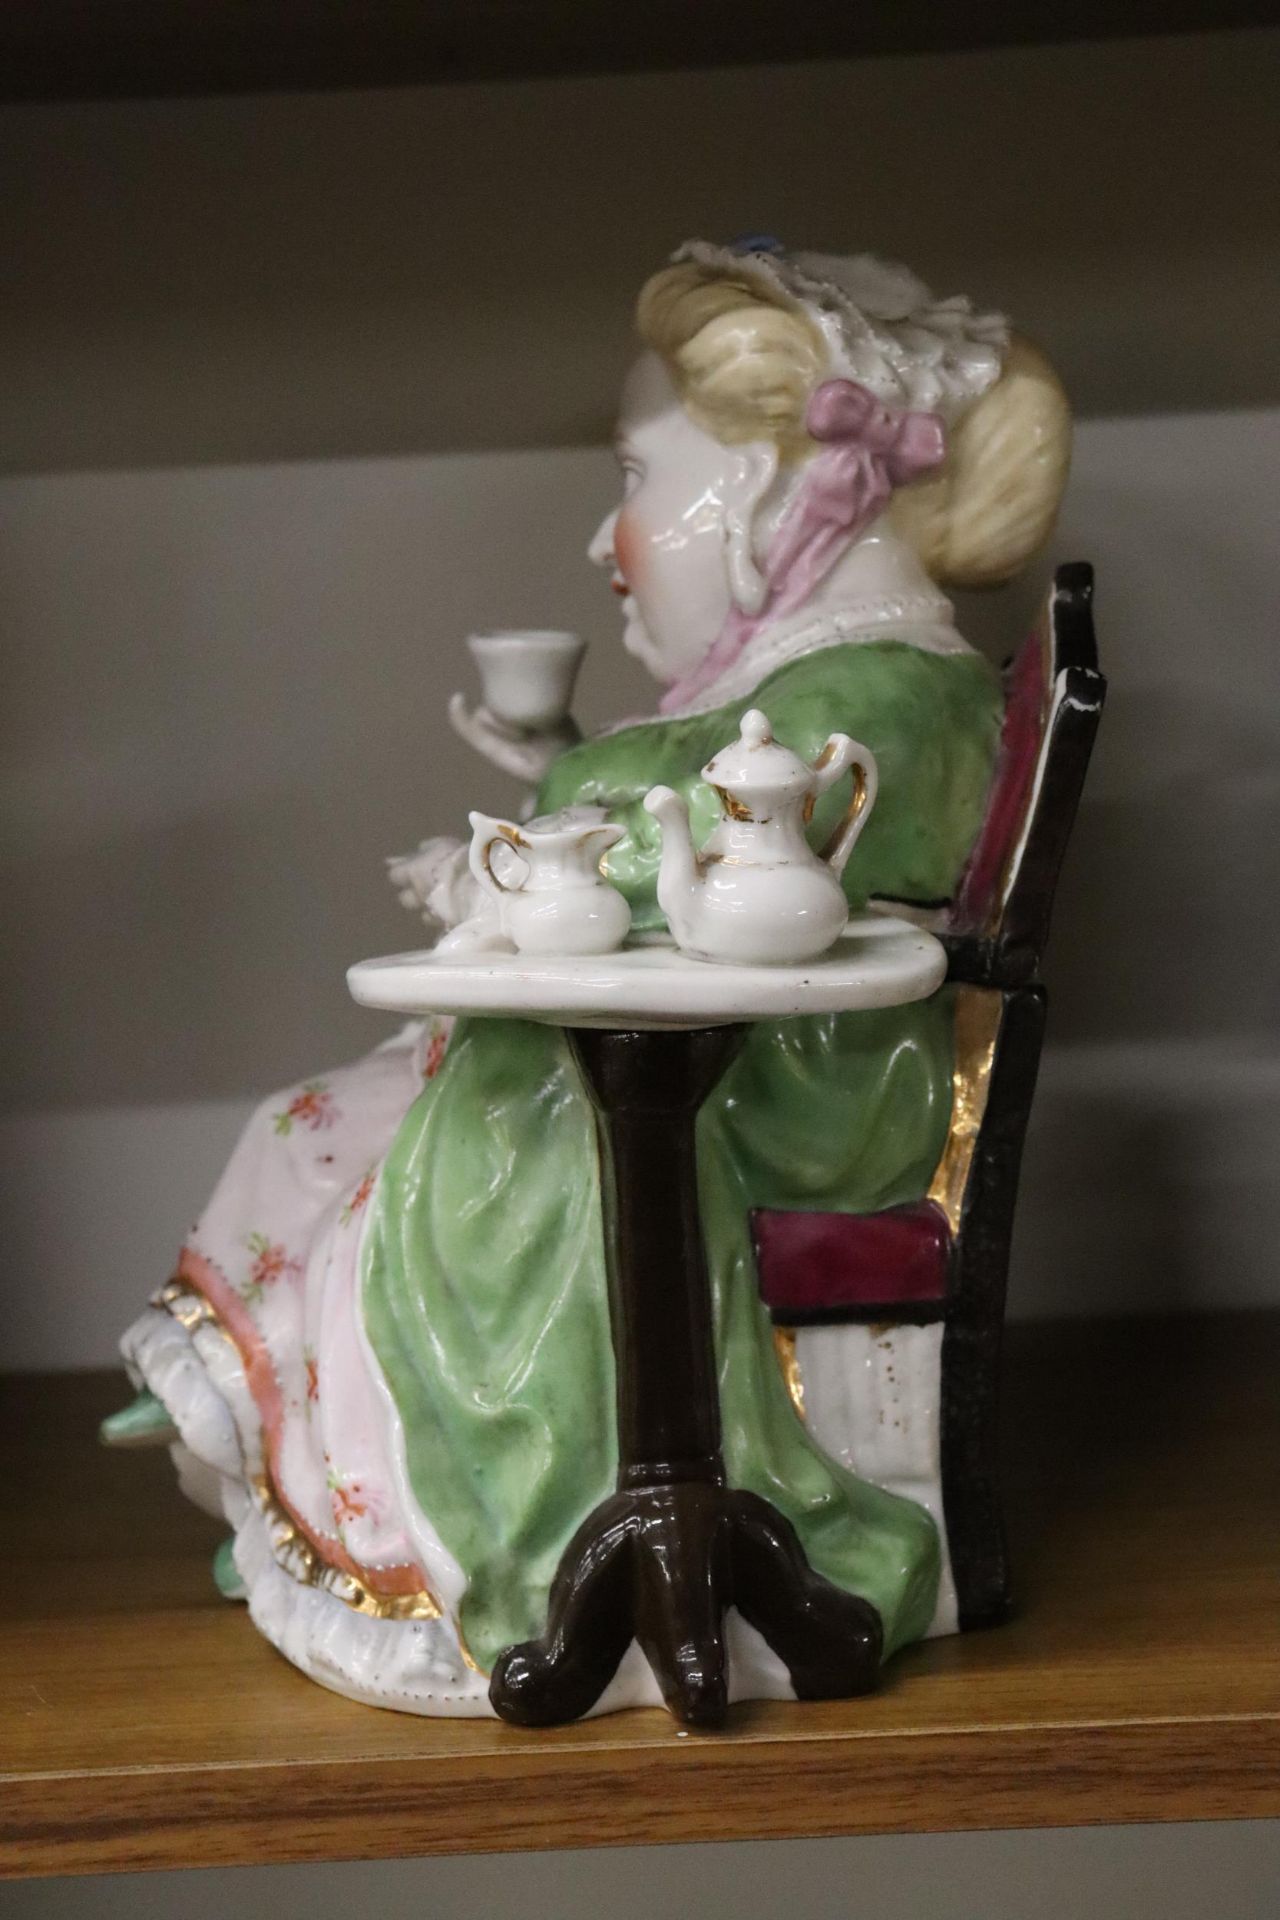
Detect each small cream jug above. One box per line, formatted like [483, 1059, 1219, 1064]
[467, 808, 631, 956]
[643, 709, 878, 965]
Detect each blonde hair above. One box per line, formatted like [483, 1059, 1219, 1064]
[637, 252, 1071, 588]
[890, 334, 1072, 588]
[637, 260, 824, 459]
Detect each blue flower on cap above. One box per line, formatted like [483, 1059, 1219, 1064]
[729, 233, 785, 257]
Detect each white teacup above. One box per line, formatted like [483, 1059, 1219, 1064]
[467, 630, 585, 734]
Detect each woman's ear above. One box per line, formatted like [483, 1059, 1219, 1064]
[722, 443, 778, 614]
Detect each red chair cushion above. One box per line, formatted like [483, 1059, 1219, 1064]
[750, 1200, 952, 1318]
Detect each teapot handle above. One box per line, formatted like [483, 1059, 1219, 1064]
[467, 813, 529, 899]
[812, 737, 879, 881]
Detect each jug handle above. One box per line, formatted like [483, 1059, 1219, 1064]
[815, 739, 879, 880]
[586, 820, 625, 864]
[468, 815, 529, 899]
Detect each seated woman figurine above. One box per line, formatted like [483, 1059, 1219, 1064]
[107, 239, 1071, 1718]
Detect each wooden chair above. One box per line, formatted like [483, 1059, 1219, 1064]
[751, 563, 1106, 1629]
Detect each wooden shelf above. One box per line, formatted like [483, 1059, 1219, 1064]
[2, 1313, 1278, 1879]
[4, 2, 1279, 104]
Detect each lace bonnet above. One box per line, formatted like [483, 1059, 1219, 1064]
[671, 239, 1009, 425]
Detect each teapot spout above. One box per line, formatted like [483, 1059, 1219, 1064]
[643, 784, 702, 927]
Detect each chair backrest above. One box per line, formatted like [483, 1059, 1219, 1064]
[945, 562, 1106, 986]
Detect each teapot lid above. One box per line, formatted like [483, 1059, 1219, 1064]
[701, 709, 815, 802]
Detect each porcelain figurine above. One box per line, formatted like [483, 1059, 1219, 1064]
[106, 237, 1077, 1719]
[645, 707, 877, 964]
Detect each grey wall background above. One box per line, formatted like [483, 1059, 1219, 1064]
[3, 28, 1278, 472]
[3, 25, 1278, 1912]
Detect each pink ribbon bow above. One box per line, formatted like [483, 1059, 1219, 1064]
[759, 380, 947, 614]
[660, 380, 946, 714]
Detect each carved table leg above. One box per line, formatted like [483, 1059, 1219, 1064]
[488, 1024, 883, 1729]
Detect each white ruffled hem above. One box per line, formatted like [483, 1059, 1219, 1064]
[120, 1304, 492, 1712]
[121, 1307, 242, 1479]
[231, 1500, 493, 1715]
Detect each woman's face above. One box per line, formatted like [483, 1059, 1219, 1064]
[587, 353, 745, 686]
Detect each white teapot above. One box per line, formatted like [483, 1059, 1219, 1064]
[643, 709, 878, 966]
[467, 807, 631, 957]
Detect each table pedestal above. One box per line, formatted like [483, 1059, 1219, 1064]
[488, 1025, 883, 1729]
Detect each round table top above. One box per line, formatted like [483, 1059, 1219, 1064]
[347, 913, 947, 1031]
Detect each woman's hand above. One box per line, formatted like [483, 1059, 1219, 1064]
[448, 694, 578, 784]
[386, 836, 484, 932]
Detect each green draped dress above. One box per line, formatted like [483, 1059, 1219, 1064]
[362, 637, 1002, 1672]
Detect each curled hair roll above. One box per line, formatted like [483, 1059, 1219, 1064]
[637, 262, 824, 457]
[890, 335, 1072, 588]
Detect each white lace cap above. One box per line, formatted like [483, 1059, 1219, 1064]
[671, 239, 1009, 423]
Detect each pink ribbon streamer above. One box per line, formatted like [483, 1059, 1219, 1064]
[660, 380, 946, 714]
